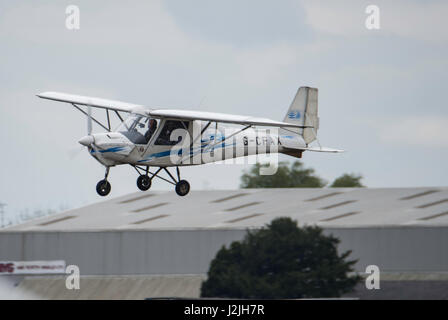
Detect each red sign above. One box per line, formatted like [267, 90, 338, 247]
[0, 261, 66, 275]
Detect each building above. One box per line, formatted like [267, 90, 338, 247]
[1, 187, 448, 299]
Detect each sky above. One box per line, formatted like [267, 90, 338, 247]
[0, 0, 447, 223]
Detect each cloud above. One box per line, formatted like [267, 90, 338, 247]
[301, 0, 448, 42]
[377, 116, 448, 147]
[1, 0, 447, 217]
[0, 1, 332, 92]
[0, 1, 191, 48]
[302, 0, 366, 37]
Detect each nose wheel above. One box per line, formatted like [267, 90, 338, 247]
[96, 180, 111, 196]
[96, 167, 111, 196]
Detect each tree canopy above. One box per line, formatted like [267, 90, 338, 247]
[200, 217, 361, 299]
[240, 161, 326, 188]
[330, 173, 365, 188]
[240, 161, 366, 188]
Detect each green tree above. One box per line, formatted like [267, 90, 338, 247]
[240, 161, 326, 188]
[330, 173, 365, 188]
[200, 217, 361, 299]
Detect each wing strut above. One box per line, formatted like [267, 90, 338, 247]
[191, 121, 212, 148]
[114, 111, 124, 123]
[71, 103, 126, 132]
[207, 124, 251, 152]
[178, 121, 211, 164]
[179, 123, 252, 164]
[72, 103, 110, 132]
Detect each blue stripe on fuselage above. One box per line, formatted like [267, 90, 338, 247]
[90, 146, 125, 154]
[138, 141, 235, 163]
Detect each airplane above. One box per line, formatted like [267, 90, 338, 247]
[37, 86, 343, 197]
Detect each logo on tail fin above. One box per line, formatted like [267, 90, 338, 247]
[287, 111, 301, 119]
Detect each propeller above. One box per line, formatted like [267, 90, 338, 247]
[69, 106, 93, 159]
[87, 105, 92, 135]
[78, 106, 109, 164]
[68, 145, 84, 159]
[78, 106, 95, 147]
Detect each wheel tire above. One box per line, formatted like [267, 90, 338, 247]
[175, 180, 190, 196]
[137, 175, 151, 191]
[96, 180, 111, 196]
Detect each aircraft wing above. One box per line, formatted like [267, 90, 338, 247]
[37, 92, 312, 128]
[148, 109, 309, 128]
[36, 92, 145, 114]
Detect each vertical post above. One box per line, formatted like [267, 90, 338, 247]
[0, 203, 7, 228]
[106, 109, 111, 132]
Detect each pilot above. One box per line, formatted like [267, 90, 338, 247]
[144, 119, 157, 143]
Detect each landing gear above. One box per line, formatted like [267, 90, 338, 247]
[136, 166, 152, 191]
[96, 180, 111, 196]
[175, 180, 190, 196]
[132, 165, 190, 196]
[137, 175, 151, 191]
[96, 167, 111, 196]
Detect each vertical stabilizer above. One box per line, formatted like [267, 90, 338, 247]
[281, 87, 319, 144]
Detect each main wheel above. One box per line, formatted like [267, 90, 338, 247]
[96, 180, 111, 196]
[175, 180, 190, 196]
[137, 175, 151, 191]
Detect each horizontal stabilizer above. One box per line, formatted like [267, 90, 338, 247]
[302, 146, 345, 153]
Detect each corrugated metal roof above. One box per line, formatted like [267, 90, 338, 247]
[14, 275, 204, 299]
[9, 273, 448, 300]
[2, 187, 448, 232]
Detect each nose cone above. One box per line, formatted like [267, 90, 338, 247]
[78, 135, 94, 147]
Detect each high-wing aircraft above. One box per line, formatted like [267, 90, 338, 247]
[37, 87, 342, 197]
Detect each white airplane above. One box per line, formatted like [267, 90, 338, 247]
[37, 87, 342, 197]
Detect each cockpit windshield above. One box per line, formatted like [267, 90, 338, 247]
[117, 114, 159, 145]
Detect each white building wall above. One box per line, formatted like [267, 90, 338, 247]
[1, 227, 448, 275]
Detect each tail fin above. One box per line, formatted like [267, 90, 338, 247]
[281, 87, 319, 144]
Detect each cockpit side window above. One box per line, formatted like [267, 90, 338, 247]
[155, 120, 190, 145]
[117, 114, 159, 145]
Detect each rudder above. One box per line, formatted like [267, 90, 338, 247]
[281, 86, 319, 144]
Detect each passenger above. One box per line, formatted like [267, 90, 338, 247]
[144, 119, 157, 143]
